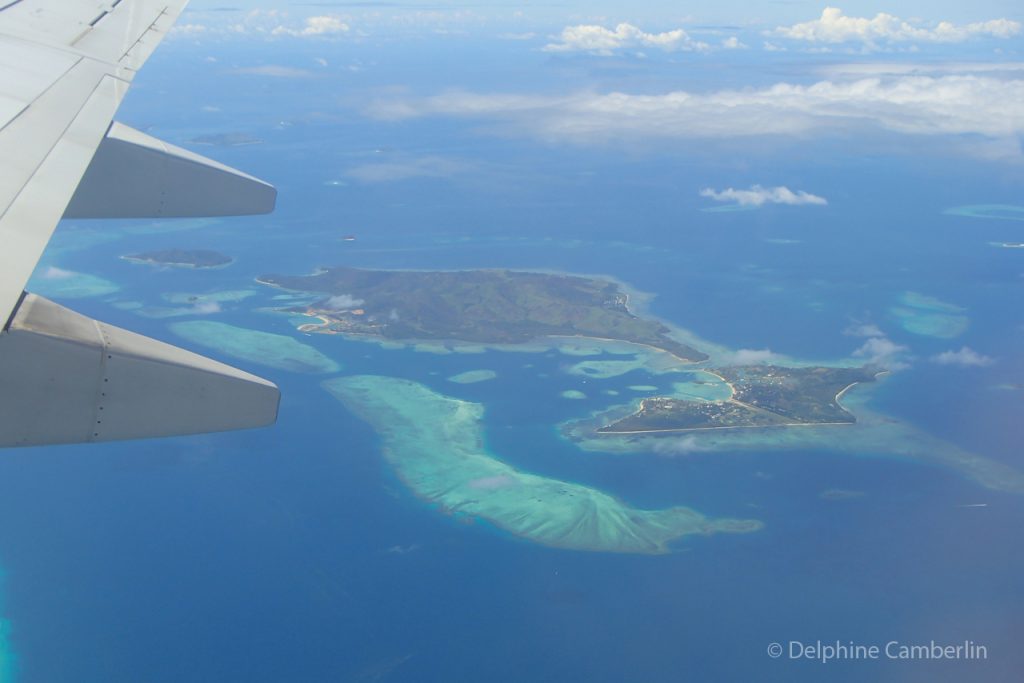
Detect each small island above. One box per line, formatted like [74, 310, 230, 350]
[123, 249, 233, 269]
[257, 267, 708, 361]
[598, 365, 879, 433]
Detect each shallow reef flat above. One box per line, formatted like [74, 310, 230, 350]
[164, 290, 258, 305]
[324, 376, 762, 554]
[28, 268, 118, 299]
[170, 320, 340, 374]
[944, 204, 1024, 222]
[564, 384, 1024, 494]
[890, 291, 968, 339]
[447, 369, 498, 384]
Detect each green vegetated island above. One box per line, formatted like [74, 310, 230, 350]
[257, 267, 707, 361]
[253, 266, 1024, 553]
[123, 249, 233, 269]
[600, 365, 879, 433]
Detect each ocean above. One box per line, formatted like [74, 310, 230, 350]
[1, 38, 1022, 682]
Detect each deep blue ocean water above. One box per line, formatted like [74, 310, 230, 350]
[2, 40, 1022, 682]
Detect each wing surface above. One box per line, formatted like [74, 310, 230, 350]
[0, 1, 281, 446]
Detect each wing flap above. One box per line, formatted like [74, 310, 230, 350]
[65, 122, 277, 218]
[0, 294, 280, 447]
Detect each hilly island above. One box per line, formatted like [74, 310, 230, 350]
[257, 266, 708, 361]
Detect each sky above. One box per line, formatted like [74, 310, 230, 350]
[182, 1, 1024, 26]
[167, 2, 1024, 170]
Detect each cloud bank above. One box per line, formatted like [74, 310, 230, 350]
[543, 23, 709, 55]
[652, 435, 704, 457]
[853, 336, 909, 370]
[365, 71, 1024, 153]
[772, 7, 1020, 47]
[271, 15, 349, 37]
[931, 347, 995, 367]
[325, 294, 364, 310]
[700, 185, 827, 207]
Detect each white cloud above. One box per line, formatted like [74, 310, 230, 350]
[700, 185, 827, 207]
[652, 435, 704, 457]
[193, 301, 222, 315]
[232, 65, 313, 78]
[543, 23, 709, 55]
[364, 72, 1024, 153]
[41, 266, 75, 280]
[772, 7, 1020, 48]
[722, 36, 747, 50]
[272, 15, 349, 37]
[853, 336, 909, 369]
[844, 322, 884, 338]
[325, 294, 364, 310]
[723, 349, 777, 365]
[931, 346, 995, 367]
[820, 62, 1024, 78]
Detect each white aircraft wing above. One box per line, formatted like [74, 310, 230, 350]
[0, 0, 281, 447]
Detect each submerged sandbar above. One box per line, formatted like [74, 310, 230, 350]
[447, 369, 498, 384]
[170, 320, 340, 374]
[324, 376, 761, 554]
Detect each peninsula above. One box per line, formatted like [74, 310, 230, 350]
[598, 365, 879, 433]
[123, 249, 232, 269]
[258, 267, 708, 361]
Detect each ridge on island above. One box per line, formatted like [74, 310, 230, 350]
[123, 249, 233, 269]
[258, 267, 707, 361]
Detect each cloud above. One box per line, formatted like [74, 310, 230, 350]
[41, 266, 75, 280]
[272, 15, 349, 37]
[723, 348, 777, 365]
[722, 36, 747, 50]
[820, 62, 1024, 78]
[345, 156, 473, 183]
[232, 65, 314, 78]
[543, 23, 709, 55]
[363, 72, 1024, 152]
[844, 322, 884, 338]
[193, 302, 222, 315]
[700, 185, 827, 207]
[931, 346, 995, 367]
[853, 336, 909, 369]
[771, 7, 1020, 48]
[652, 435, 704, 457]
[325, 294, 364, 310]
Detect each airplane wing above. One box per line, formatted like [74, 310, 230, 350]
[0, 0, 281, 447]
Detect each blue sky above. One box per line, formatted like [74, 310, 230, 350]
[168, 4, 1024, 167]
[180, 1, 1024, 33]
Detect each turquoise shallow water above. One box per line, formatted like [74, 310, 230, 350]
[1, 39, 1022, 683]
